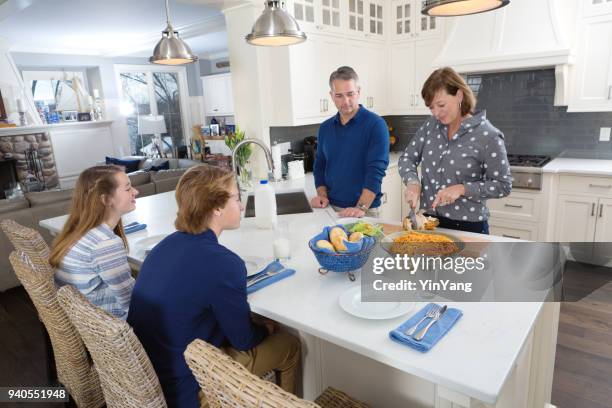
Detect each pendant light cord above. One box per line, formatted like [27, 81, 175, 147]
[165, 0, 171, 26]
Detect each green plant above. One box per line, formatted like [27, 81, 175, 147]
[225, 126, 252, 184]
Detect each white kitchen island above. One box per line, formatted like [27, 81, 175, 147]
[40, 174, 559, 408]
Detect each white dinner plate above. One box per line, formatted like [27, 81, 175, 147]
[338, 286, 414, 320]
[243, 256, 269, 277]
[135, 234, 168, 252]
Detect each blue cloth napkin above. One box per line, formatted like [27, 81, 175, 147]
[246, 261, 295, 294]
[124, 222, 147, 235]
[389, 303, 463, 353]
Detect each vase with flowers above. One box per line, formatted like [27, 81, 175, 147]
[224, 125, 252, 187]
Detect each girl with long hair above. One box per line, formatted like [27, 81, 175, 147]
[50, 165, 139, 319]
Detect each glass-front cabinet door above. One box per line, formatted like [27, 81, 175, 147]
[348, 0, 365, 34]
[320, 0, 343, 32]
[392, 0, 412, 39]
[367, 0, 385, 38]
[415, 0, 440, 38]
[291, 0, 316, 31]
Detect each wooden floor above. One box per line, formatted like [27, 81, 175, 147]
[551, 261, 612, 408]
[0, 261, 611, 408]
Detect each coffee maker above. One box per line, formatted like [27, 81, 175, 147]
[303, 136, 317, 172]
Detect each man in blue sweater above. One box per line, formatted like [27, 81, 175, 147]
[311, 66, 390, 217]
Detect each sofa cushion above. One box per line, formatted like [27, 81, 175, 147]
[25, 189, 74, 207]
[135, 182, 156, 198]
[128, 171, 151, 186]
[153, 178, 180, 194]
[150, 168, 188, 181]
[0, 198, 29, 215]
[106, 156, 141, 173]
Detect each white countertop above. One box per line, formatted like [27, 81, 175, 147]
[543, 157, 612, 176]
[39, 174, 544, 404]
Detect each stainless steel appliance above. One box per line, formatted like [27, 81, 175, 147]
[507, 154, 551, 190]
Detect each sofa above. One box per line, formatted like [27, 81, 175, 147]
[0, 158, 202, 292]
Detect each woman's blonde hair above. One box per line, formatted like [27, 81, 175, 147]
[175, 164, 235, 234]
[421, 67, 476, 116]
[49, 165, 128, 268]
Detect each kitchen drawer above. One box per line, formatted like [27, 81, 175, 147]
[489, 219, 538, 241]
[487, 194, 539, 221]
[558, 175, 612, 196]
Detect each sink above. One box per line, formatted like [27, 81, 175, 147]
[244, 191, 313, 217]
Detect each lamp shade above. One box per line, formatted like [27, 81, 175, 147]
[138, 115, 167, 135]
[246, 1, 306, 46]
[422, 0, 510, 16]
[150, 24, 198, 65]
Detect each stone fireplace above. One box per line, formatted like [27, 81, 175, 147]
[0, 132, 59, 192]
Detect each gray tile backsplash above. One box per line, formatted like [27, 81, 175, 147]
[270, 69, 612, 158]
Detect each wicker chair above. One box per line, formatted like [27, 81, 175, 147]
[57, 284, 167, 408]
[3, 220, 105, 408]
[184, 339, 370, 408]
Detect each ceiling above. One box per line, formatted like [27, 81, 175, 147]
[0, 0, 242, 58]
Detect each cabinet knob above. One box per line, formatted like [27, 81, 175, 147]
[592, 202, 596, 217]
[608, 85, 612, 100]
[600, 203, 604, 218]
[502, 234, 520, 240]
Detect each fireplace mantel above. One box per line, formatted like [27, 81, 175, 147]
[0, 120, 114, 137]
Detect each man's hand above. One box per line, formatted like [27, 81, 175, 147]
[404, 184, 421, 209]
[310, 195, 329, 208]
[338, 207, 366, 218]
[263, 320, 276, 335]
[432, 184, 466, 209]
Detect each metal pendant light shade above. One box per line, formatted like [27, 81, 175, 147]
[150, 0, 198, 65]
[422, 0, 510, 16]
[246, 1, 306, 46]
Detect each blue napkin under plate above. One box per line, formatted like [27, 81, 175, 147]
[389, 303, 462, 353]
[124, 222, 147, 234]
[246, 261, 295, 294]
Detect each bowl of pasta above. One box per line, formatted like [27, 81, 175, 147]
[380, 230, 465, 257]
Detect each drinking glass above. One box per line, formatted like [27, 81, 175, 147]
[273, 220, 291, 262]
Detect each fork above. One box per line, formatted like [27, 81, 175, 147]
[246, 268, 284, 288]
[403, 304, 440, 336]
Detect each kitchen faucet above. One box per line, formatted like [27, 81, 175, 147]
[231, 138, 275, 193]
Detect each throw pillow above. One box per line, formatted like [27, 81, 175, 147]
[106, 156, 141, 173]
[149, 160, 170, 172]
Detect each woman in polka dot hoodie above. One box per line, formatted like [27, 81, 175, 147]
[399, 67, 512, 234]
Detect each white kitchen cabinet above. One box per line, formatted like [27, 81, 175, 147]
[594, 198, 612, 241]
[202, 73, 234, 117]
[391, 0, 442, 41]
[555, 194, 603, 242]
[269, 33, 345, 126]
[347, 0, 366, 35]
[291, 0, 317, 32]
[387, 39, 439, 115]
[583, 0, 612, 17]
[320, 0, 344, 34]
[489, 220, 538, 241]
[569, 16, 612, 112]
[379, 167, 402, 222]
[366, 0, 386, 39]
[345, 40, 387, 113]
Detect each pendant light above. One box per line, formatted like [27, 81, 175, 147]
[246, 1, 306, 46]
[422, 0, 510, 17]
[150, 0, 198, 65]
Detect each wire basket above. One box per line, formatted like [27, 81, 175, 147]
[309, 237, 376, 275]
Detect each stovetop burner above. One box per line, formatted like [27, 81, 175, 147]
[507, 154, 552, 168]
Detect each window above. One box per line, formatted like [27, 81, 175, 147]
[115, 65, 190, 156]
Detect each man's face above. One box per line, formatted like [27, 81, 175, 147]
[330, 79, 360, 116]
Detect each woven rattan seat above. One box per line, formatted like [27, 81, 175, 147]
[3, 219, 104, 408]
[57, 284, 167, 408]
[184, 338, 370, 408]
